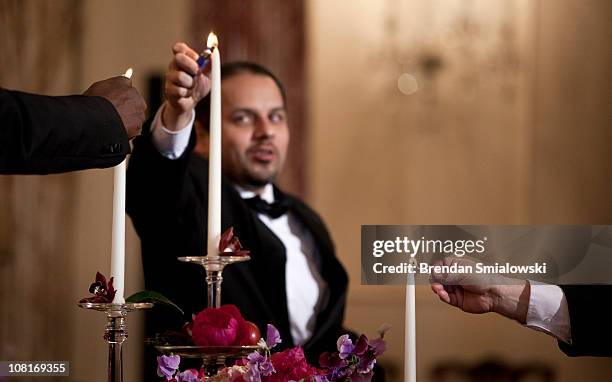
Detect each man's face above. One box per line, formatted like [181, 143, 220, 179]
[220, 72, 289, 188]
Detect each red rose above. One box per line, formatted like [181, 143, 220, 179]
[192, 305, 245, 346]
[264, 347, 321, 382]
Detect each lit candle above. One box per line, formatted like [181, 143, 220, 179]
[206, 33, 221, 258]
[404, 277, 416, 382]
[110, 67, 133, 304]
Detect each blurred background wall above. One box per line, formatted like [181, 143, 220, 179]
[309, 0, 612, 380]
[0, 0, 611, 381]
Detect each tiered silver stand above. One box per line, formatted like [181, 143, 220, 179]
[156, 254, 255, 377]
[78, 302, 153, 382]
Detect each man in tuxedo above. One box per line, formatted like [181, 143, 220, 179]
[127, 43, 349, 363]
[1, 76, 146, 174]
[430, 257, 612, 356]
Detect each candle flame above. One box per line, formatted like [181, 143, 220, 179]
[123, 67, 133, 79]
[207, 32, 218, 49]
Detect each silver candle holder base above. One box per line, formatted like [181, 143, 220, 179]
[78, 302, 153, 382]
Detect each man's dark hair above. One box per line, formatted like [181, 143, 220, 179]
[194, 61, 287, 126]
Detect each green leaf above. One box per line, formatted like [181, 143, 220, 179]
[126, 290, 184, 315]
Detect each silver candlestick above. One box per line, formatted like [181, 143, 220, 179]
[78, 302, 152, 382]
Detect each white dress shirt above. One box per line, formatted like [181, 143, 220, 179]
[149, 106, 328, 345]
[235, 184, 329, 345]
[150, 104, 194, 159]
[525, 281, 572, 344]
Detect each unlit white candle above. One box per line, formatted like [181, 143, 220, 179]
[404, 280, 416, 382]
[110, 158, 126, 303]
[207, 36, 221, 258]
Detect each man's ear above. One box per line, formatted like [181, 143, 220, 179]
[194, 120, 210, 159]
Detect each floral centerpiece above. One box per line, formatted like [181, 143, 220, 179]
[156, 314, 389, 382]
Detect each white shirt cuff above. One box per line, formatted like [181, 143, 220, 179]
[525, 280, 572, 344]
[150, 104, 194, 159]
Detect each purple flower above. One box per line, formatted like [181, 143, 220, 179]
[246, 363, 261, 382]
[356, 354, 376, 374]
[258, 358, 275, 376]
[319, 330, 389, 381]
[336, 334, 354, 359]
[246, 350, 275, 380]
[176, 369, 199, 382]
[157, 355, 180, 380]
[368, 338, 386, 356]
[353, 335, 368, 356]
[331, 366, 351, 380]
[266, 324, 282, 349]
[247, 351, 266, 364]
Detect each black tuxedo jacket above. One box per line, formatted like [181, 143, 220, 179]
[558, 285, 612, 357]
[0, 88, 129, 174]
[127, 126, 349, 361]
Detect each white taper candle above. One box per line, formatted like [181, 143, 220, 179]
[110, 67, 133, 304]
[110, 158, 126, 303]
[404, 279, 416, 382]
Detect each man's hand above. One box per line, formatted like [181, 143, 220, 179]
[84, 76, 147, 139]
[431, 282, 500, 314]
[430, 257, 530, 324]
[162, 42, 211, 130]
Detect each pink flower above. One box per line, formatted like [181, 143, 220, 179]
[264, 347, 321, 382]
[192, 305, 245, 346]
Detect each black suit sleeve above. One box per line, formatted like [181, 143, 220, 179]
[0, 88, 129, 174]
[558, 285, 612, 356]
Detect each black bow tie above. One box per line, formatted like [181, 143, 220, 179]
[243, 193, 292, 218]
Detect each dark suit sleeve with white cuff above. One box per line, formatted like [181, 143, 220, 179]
[0, 88, 129, 174]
